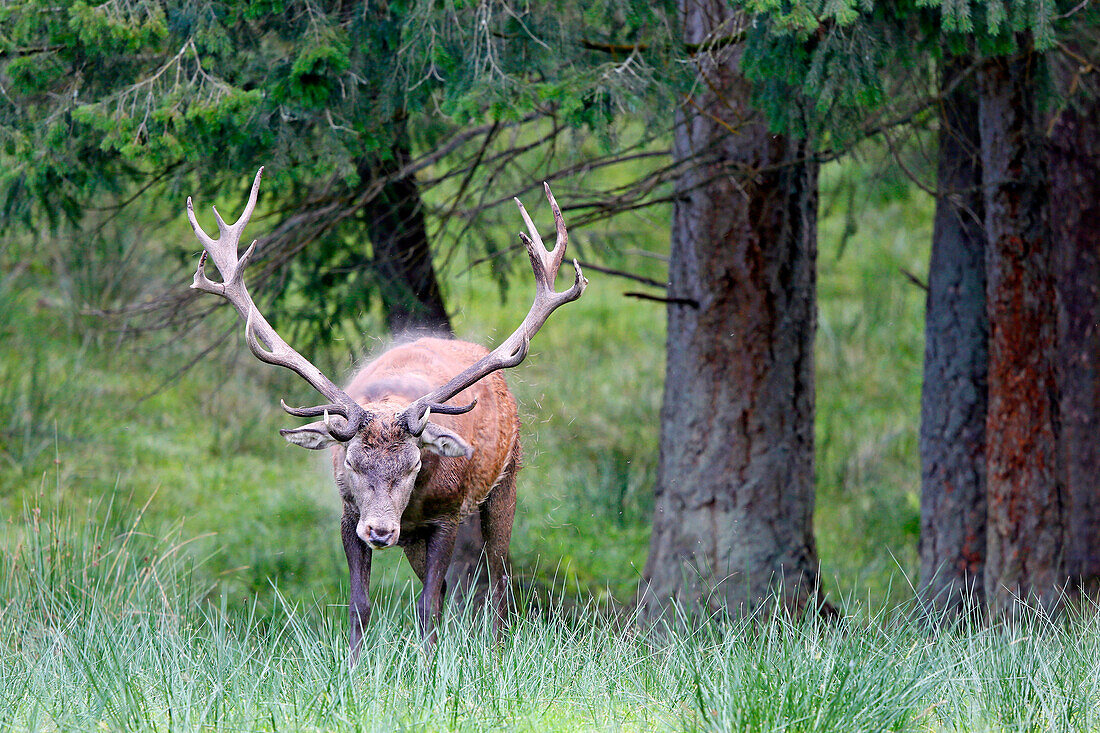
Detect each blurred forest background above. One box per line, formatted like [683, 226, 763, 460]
[1, 0, 1098, 620]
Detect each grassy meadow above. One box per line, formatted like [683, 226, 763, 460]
[4, 499, 1100, 730]
[4, 151, 1099, 729]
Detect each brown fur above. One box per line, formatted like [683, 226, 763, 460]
[323, 337, 520, 657]
[345, 337, 520, 524]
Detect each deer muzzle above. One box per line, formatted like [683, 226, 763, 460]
[358, 519, 399, 549]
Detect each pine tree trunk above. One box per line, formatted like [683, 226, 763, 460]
[639, 1, 822, 620]
[918, 55, 989, 613]
[357, 149, 452, 335]
[978, 41, 1064, 616]
[1049, 86, 1100, 599]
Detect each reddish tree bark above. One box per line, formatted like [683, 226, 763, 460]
[978, 41, 1065, 616]
[639, 1, 822, 620]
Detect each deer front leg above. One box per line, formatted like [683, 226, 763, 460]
[417, 521, 458, 647]
[481, 483, 516, 637]
[342, 505, 372, 666]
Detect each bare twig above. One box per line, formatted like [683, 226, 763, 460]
[624, 291, 699, 308]
[577, 261, 666, 289]
[899, 267, 928, 292]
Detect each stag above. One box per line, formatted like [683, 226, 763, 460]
[186, 169, 586, 658]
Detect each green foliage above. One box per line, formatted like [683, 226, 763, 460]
[1, 0, 685, 339]
[917, 0, 1064, 46]
[4, 53, 65, 94]
[737, 0, 1085, 146]
[284, 43, 351, 108]
[0, 0, 680, 211]
[740, 1, 930, 148]
[67, 0, 168, 50]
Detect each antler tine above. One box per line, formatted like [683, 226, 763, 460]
[514, 194, 545, 251]
[187, 168, 371, 441]
[543, 182, 569, 284]
[514, 183, 570, 292]
[518, 231, 551, 293]
[212, 167, 262, 236]
[188, 168, 264, 286]
[398, 184, 586, 437]
[186, 199, 216, 250]
[281, 399, 351, 419]
[323, 409, 358, 442]
[235, 168, 264, 229]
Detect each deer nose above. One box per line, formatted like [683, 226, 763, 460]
[366, 527, 397, 548]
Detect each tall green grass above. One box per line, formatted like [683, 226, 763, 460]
[4, 501, 1099, 731]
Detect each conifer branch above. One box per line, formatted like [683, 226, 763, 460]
[683, 30, 746, 56]
[580, 40, 650, 55]
[579, 30, 747, 58]
[0, 45, 64, 57]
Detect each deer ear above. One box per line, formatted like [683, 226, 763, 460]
[280, 422, 339, 450]
[418, 422, 473, 458]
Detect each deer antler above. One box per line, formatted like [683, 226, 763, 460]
[188, 168, 370, 441]
[398, 183, 587, 435]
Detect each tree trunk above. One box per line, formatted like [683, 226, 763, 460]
[978, 40, 1064, 616]
[357, 150, 452, 335]
[918, 55, 989, 614]
[1049, 81, 1100, 600]
[639, 1, 822, 621]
